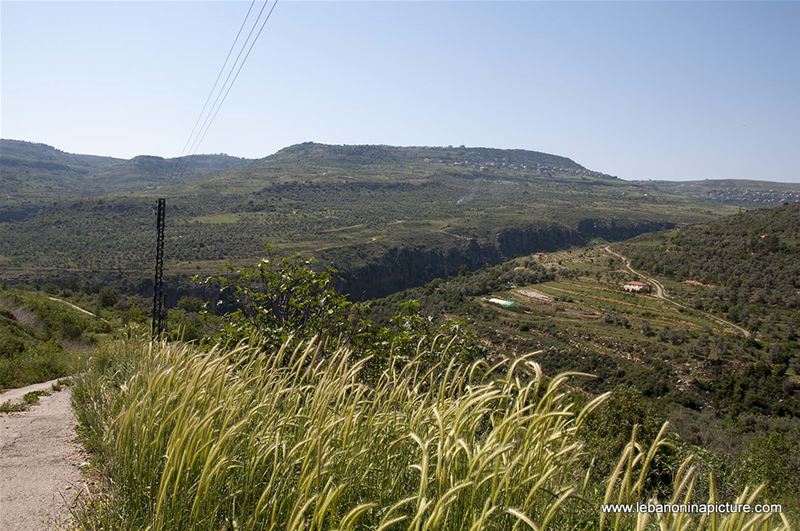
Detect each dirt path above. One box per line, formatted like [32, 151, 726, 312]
[604, 246, 666, 298]
[0, 381, 85, 530]
[440, 229, 473, 241]
[604, 246, 751, 338]
[46, 296, 109, 323]
[1, 294, 107, 327]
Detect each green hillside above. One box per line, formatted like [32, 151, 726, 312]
[65, 231, 799, 527]
[0, 139, 250, 207]
[363, 207, 800, 511]
[619, 203, 800, 342]
[0, 287, 111, 390]
[259, 141, 585, 171]
[639, 179, 800, 207]
[369, 205, 800, 421]
[0, 141, 735, 298]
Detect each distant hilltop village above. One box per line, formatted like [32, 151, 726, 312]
[421, 156, 613, 180]
[702, 188, 800, 206]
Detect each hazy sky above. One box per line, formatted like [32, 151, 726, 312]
[1, 1, 798, 182]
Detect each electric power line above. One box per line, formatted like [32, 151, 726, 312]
[168, 0, 278, 183]
[186, 0, 279, 157]
[178, 0, 258, 158]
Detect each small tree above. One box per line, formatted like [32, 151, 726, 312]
[198, 254, 487, 380]
[199, 254, 357, 347]
[98, 287, 118, 308]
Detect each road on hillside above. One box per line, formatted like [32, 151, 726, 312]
[1, 294, 106, 327]
[604, 246, 666, 298]
[46, 296, 109, 323]
[0, 380, 85, 530]
[604, 246, 751, 338]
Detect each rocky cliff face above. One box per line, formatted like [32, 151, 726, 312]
[574, 218, 673, 241]
[13, 219, 674, 305]
[334, 219, 674, 300]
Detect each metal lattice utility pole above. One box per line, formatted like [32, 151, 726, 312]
[151, 198, 166, 339]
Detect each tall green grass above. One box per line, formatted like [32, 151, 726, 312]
[73, 338, 790, 530]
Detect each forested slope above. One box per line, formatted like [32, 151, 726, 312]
[0, 287, 110, 390]
[619, 203, 800, 341]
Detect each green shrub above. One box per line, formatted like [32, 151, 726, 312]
[0, 389, 50, 413]
[0, 339, 79, 391]
[737, 432, 800, 512]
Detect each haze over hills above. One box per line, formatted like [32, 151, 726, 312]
[5, 139, 798, 204]
[0, 139, 592, 201]
[639, 179, 800, 207]
[0, 140, 707, 290]
[263, 142, 586, 170]
[0, 139, 251, 201]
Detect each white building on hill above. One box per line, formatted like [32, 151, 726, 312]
[623, 281, 651, 293]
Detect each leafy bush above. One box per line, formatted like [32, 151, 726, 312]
[98, 287, 119, 308]
[0, 338, 77, 391]
[737, 432, 800, 512]
[198, 255, 487, 382]
[198, 254, 354, 347]
[0, 312, 81, 390]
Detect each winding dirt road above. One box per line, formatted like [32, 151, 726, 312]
[0, 380, 85, 530]
[604, 246, 751, 338]
[46, 296, 109, 323]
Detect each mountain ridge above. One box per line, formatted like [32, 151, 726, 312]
[262, 141, 586, 171]
[1, 138, 587, 170]
[0, 139, 252, 200]
[6, 139, 800, 202]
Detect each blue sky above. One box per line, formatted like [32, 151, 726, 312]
[1, 1, 798, 182]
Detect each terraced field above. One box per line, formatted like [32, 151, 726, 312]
[373, 243, 767, 403]
[504, 278, 734, 333]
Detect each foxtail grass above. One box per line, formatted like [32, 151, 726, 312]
[72, 338, 791, 530]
